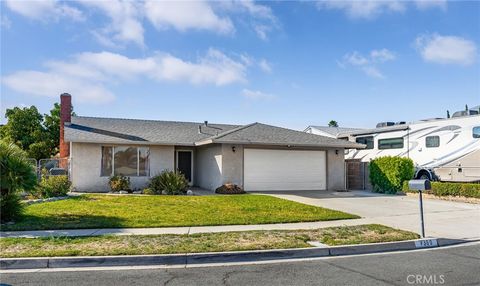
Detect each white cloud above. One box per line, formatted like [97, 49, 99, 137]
[316, 1, 405, 19]
[234, 0, 276, 21]
[5, 0, 84, 22]
[340, 48, 395, 78]
[218, 0, 277, 40]
[258, 59, 272, 73]
[1, 15, 12, 29]
[80, 0, 144, 47]
[5, 1, 278, 45]
[2, 49, 248, 103]
[2, 71, 114, 103]
[415, 33, 477, 66]
[361, 66, 384, 79]
[415, 0, 447, 10]
[343, 51, 369, 66]
[253, 24, 271, 41]
[144, 1, 234, 34]
[316, 0, 447, 19]
[242, 89, 274, 100]
[155, 49, 246, 85]
[370, 49, 396, 63]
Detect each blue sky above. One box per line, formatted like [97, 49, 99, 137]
[1, 0, 479, 130]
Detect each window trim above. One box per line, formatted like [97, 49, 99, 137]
[355, 136, 374, 149]
[425, 135, 440, 148]
[473, 126, 480, 139]
[378, 137, 404, 150]
[101, 146, 150, 177]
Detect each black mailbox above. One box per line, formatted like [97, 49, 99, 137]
[408, 179, 431, 191]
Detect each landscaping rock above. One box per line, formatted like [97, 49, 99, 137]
[187, 190, 193, 196]
[215, 184, 246, 194]
[119, 191, 128, 194]
[23, 196, 70, 205]
[161, 190, 168, 195]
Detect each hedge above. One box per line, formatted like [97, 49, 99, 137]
[403, 181, 480, 199]
[369, 156, 415, 194]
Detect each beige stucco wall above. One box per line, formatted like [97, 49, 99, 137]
[327, 148, 346, 191]
[194, 144, 223, 191]
[70, 143, 174, 192]
[70, 142, 347, 192]
[221, 144, 244, 187]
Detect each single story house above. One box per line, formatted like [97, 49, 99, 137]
[304, 126, 364, 138]
[60, 94, 364, 192]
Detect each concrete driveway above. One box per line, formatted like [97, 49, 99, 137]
[261, 190, 480, 240]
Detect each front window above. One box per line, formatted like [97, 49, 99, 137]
[356, 136, 374, 149]
[378, 138, 404, 149]
[425, 136, 440, 148]
[101, 146, 150, 177]
[473, 127, 480, 138]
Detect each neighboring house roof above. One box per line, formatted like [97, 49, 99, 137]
[65, 116, 364, 149]
[337, 124, 410, 137]
[305, 126, 364, 137]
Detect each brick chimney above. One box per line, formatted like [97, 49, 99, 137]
[59, 93, 72, 158]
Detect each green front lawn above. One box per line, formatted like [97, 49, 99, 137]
[0, 224, 418, 258]
[1, 194, 359, 231]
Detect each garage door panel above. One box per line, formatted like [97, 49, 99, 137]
[244, 149, 326, 191]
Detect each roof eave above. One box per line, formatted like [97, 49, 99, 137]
[210, 139, 365, 149]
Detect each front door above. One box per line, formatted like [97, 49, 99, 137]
[177, 151, 192, 183]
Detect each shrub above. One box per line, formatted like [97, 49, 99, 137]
[149, 170, 188, 195]
[215, 183, 246, 194]
[32, 175, 71, 198]
[369, 156, 414, 194]
[403, 181, 480, 198]
[0, 141, 37, 222]
[142, 188, 156, 195]
[108, 175, 130, 192]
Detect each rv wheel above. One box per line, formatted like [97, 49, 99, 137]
[416, 171, 431, 180]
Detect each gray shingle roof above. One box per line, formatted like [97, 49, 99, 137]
[65, 116, 239, 146]
[306, 126, 364, 137]
[65, 117, 364, 149]
[198, 123, 364, 148]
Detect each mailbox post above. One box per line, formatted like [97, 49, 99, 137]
[408, 179, 432, 238]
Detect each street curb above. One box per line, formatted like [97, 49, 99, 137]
[0, 238, 472, 270]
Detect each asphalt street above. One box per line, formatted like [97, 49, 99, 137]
[1, 243, 479, 286]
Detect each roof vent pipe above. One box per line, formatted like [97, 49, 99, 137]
[204, 121, 208, 126]
[198, 125, 202, 134]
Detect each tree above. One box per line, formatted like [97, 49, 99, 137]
[0, 103, 74, 160]
[43, 103, 61, 156]
[328, 120, 339, 127]
[0, 106, 44, 152]
[0, 140, 37, 221]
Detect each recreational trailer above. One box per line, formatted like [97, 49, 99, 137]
[337, 114, 480, 183]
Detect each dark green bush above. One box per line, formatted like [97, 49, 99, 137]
[215, 183, 246, 194]
[32, 175, 71, 198]
[369, 156, 414, 194]
[108, 175, 130, 192]
[0, 140, 37, 222]
[0, 193, 24, 222]
[403, 181, 480, 198]
[149, 170, 188, 195]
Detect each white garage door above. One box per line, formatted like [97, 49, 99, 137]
[244, 149, 326, 191]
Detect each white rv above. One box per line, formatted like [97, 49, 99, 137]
[337, 112, 480, 183]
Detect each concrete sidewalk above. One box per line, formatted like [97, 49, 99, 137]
[0, 219, 375, 238]
[263, 190, 480, 240]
